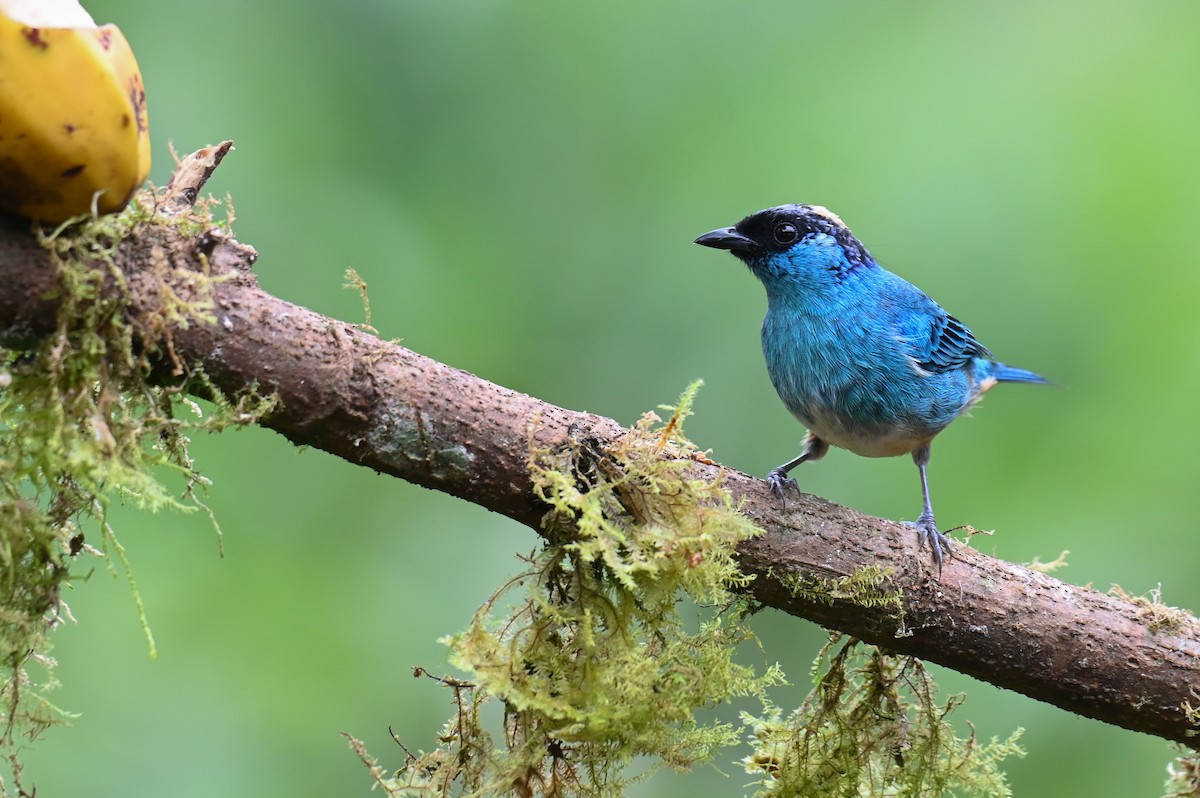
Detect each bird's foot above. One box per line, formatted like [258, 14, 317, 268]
[905, 511, 953, 572]
[766, 467, 799, 500]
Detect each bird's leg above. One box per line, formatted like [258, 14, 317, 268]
[909, 443, 952, 570]
[767, 432, 828, 500]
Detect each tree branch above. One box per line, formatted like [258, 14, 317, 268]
[1, 151, 1197, 750]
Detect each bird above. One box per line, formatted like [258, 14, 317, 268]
[694, 204, 1047, 569]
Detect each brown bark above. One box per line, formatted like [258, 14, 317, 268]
[1, 149, 1197, 749]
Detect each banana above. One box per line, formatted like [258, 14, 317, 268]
[0, 2, 150, 222]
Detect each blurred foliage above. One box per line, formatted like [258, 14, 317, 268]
[17, 0, 1200, 795]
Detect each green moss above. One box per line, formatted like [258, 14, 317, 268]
[1109, 584, 1194, 636]
[784, 565, 904, 618]
[343, 267, 379, 335]
[1163, 752, 1200, 797]
[0, 191, 269, 794]
[782, 565, 906, 637]
[1163, 691, 1200, 796]
[363, 385, 1023, 797]
[742, 633, 1025, 797]
[371, 383, 783, 796]
[1025, 550, 1070, 574]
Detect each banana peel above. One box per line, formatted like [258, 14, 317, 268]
[0, 5, 150, 222]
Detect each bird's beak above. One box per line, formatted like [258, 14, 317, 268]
[694, 226, 758, 255]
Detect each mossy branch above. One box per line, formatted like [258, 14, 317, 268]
[0, 149, 1198, 755]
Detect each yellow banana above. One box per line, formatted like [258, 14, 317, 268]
[0, 7, 150, 222]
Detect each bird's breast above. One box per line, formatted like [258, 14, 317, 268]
[761, 306, 976, 458]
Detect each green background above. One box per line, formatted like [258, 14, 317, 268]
[22, 1, 1200, 795]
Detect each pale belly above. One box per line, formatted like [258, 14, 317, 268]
[800, 404, 934, 458]
[793, 374, 997, 458]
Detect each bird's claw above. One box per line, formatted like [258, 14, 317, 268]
[905, 512, 953, 573]
[766, 468, 800, 500]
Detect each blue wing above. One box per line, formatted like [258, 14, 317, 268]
[876, 270, 992, 375]
[915, 311, 991, 374]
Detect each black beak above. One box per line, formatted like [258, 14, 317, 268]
[694, 226, 759, 255]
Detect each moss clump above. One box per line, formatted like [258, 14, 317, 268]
[1109, 584, 1194, 636]
[0, 192, 269, 794]
[358, 384, 1026, 797]
[371, 383, 783, 796]
[784, 565, 904, 616]
[1025, 550, 1070, 575]
[1164, 752, 1200, 797]
[1163, 685, 1200, 797]
[783, 566, 906, 637]
[742, 633, 1025, 798]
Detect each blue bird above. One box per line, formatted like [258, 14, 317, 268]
[695, 204, 1047, 568]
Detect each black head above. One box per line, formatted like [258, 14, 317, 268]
[694, 204, 872, 270]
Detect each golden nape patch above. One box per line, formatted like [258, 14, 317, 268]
[804, 205, 847, 228]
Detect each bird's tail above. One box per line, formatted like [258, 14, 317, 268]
[991, 362, 1050, 385]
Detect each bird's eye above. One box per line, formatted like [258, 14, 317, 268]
[773, 222, 799, 246]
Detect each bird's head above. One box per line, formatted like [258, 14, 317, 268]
[694, 204, 875, 293]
